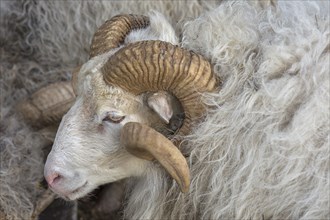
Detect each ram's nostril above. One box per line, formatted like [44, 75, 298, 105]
[53, 174, 61, 184]
[45, 172, 62, 186]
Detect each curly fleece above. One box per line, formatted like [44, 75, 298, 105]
[125, 1, 329, 219]
[0, 0, 329, 219]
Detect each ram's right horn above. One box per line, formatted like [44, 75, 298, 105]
[90, 14, 218, 193]
[121, 122, 190, 193]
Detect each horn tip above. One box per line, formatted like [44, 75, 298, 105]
[180, 181, 190, 193]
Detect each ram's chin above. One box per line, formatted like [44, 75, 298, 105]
[63, 182, 96, 201]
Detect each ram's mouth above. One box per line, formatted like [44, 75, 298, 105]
[64, 181, 89, 200]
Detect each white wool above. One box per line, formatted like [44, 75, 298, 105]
[125, 1, 329, 219]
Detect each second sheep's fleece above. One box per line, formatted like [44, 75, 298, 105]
[2, 0, 330, 219]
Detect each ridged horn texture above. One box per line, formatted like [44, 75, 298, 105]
[18, 82, 75, 128]
[93, 15, 217, 193]
[89, 14, 150, 58]
[121, 122, 190, 193]
[102, 40, 217, 137]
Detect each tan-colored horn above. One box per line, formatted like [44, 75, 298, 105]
[102, 40, 218, 137]
[102, 40, 217, 193]
[18, 82, 75, 128]
[121, 122, 190, 193]
[91, 15, 217, 193]
[89, 14, 150, 58]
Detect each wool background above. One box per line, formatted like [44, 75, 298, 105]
[0, 1, 220, 219]
[0, 0, 329, 220]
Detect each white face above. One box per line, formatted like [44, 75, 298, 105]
[44, 72, 153, 200]
[44, 98, 150, 200]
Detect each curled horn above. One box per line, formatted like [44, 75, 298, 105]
[121, 122, 190, 193]
[73, 15, 149, 95]
[18, 82, 75, 128]
[89, 14, 150, 58]
[74, 15, 149, 95]
[102, 40, 217, 137]
[92, 15, 217, 192]
[103, 41, 217, 192]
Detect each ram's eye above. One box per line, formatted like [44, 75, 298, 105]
[103, 112, 125, 124]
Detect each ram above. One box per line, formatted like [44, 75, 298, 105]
[43, 12, 216, 196]
[42, 1, 328, 219]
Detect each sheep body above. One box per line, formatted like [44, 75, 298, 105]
[125, 1, 330, 219]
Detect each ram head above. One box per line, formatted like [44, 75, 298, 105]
[43, 13, 217, 200]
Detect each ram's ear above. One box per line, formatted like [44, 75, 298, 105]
[147, 92, 173, 124]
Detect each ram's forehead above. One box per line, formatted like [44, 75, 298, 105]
[85, 70, 141, 113]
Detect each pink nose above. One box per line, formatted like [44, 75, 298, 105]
[45, 172, 62, 187]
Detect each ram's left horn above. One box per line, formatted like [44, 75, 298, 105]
[18, 82, 75, 128]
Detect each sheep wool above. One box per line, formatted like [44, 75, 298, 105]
[0, 0, 329, 219]
[125, 1, 330, 219]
